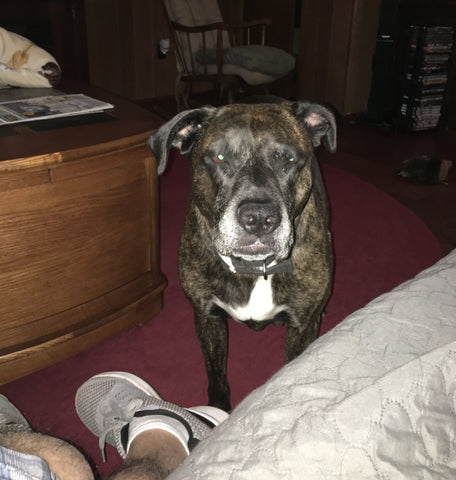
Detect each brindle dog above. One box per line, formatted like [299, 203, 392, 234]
[148, 101, 336, 411]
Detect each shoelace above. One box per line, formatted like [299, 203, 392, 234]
[98, 398, 143, 462]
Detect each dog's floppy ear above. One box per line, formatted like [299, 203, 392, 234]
[289, 102, 337, 153]
[147, 106, 217, 175]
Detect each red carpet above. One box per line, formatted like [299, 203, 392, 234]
[0, 151, 442, 477]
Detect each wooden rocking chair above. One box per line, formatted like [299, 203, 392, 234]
[164, 0, 295, 110]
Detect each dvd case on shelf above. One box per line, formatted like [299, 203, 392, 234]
[396, 25, 454, 132]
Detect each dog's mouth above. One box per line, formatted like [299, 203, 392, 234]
[216, 238, 294, 277]
[236, 241, 271, 258]
[214, 209, 294, 265]
[227, 253, 294, 278]
[223, 234, 291, 262]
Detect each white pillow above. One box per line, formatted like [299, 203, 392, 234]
[0, 27, 61, 89]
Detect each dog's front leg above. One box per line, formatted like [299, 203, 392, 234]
[284, 313, 322, 363]
[194, 308, 231, 411]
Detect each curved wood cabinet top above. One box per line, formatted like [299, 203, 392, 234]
[0, 82, 167, 384]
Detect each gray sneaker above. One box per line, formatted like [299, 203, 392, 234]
[0, 394, 30, 432]
[75, 372, 227, 462]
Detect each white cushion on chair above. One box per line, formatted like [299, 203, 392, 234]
[223, 45, 295, 76]
[195, 44, 296, 80]
[199, 63, 285, 86]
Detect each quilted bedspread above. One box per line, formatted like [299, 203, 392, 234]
[170, 249, 456, 479]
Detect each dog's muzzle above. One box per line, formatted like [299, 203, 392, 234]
[214, 193, 293, 265]
[234, 199, 285, 258]
[219, 254, 293, 279]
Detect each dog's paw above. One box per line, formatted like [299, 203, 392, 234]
[208, 394, 231, 412]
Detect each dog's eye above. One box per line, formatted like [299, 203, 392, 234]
[279, 153, 301, 170]
[213, 154, 225, 163]
[274, 151, 300, 168]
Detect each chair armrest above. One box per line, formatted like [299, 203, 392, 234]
[170, 18, 271, 46]
[169, 20, 227, 34]
[230, 18, 272, 28]
[169, 18, 271, 33]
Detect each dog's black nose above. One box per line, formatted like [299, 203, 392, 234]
[237, 201, 281, 236]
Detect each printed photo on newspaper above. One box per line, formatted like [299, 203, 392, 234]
[0, 94, 114, 125]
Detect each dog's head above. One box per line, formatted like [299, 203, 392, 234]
[148, 102, 336, 263]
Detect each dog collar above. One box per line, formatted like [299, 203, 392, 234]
[219, 254, 293, 279]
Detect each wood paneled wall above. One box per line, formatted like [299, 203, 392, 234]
[85, 0, 176, 99]
[297, 0, 381, 114]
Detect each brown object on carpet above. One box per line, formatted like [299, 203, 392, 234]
[397, 156, 452, 185]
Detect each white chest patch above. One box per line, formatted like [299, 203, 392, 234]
[213, 275, 287, 323]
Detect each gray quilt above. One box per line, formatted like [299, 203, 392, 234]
[170, 249, 456, 479]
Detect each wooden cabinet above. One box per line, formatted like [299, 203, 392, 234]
[0, 84, 167, 384]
